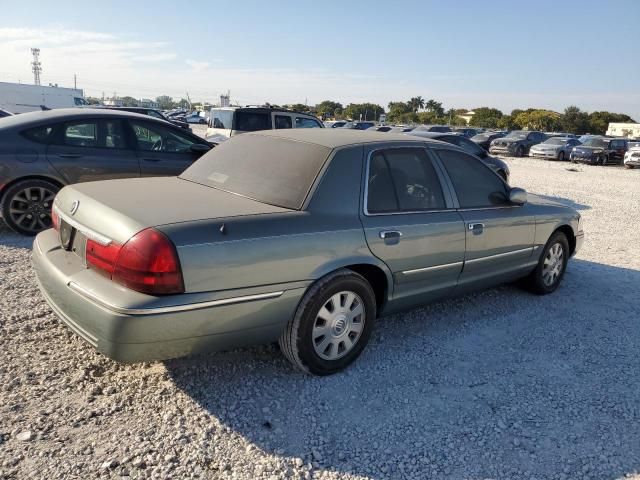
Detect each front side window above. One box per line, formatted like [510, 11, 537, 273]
[367, 148, 446, 214]
[275, 115, 292, 129]
[295, 117, 322, 128]
[210, 109, 234, 129]
[437, 149, 508, 208]
[147, 110, 165, 119]
[234, 111, 271, 132]
[131, 122, 196, 152]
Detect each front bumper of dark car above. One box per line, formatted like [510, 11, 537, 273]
[570, 152, 598, 164]
[489, 144, 517, 155]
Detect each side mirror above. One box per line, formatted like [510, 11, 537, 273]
[509, 187, 527, 205]
[190, 143, 211, 153]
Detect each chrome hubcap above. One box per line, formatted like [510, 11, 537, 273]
[313, 291, 365, 361]
[542, 243, 564, 287]
[8, 187, 56, 232]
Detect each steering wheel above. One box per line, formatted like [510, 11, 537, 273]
[151, 138, 164, 151]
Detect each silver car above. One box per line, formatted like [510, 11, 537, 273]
[529, 137, 581, 161]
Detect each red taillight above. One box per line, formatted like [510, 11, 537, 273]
[86, 239, 122, 277]
[86, 228, 184, 295]
[52, 208, 60, 231]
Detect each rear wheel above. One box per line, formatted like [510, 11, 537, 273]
[599, 155, 608, 166]
[1, 179, 59, 235]
[521, 231, 570, 295]
[279, 269, 376, 375]
[625, 164, 634, 169]
[516, 145, 525, 157]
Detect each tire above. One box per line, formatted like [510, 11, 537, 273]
[624, 164, 634, 169]
[516, 145, 525, 157]
[1, 179, 60, 236]
[599, 155, 607, 166]
[521, 231, 570, 295]
[279, 269, 377, 375]
[558, 151, 565, 161]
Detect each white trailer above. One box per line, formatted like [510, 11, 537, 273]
[0, 82, 87, 114]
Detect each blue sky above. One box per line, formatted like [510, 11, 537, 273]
[1, 0, 638, 119]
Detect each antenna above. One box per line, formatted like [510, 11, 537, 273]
[31, 48, 42, 86]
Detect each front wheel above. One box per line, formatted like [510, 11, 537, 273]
[521, 231, 570, 295]
[558, 151, 565, 161]
[516, 146, 525, 157]
[599, 155, 607, 166]
[279, 269, 376, 375]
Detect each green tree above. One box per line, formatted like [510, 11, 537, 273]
[387, 101, 412, 122]
[425, 99, 444, 116]
[344, 103, 385, 121]
[560, 106, 590, 134]
[286, 103, 311, 113]
[514, 109, 563, 131]
[85, 96, 102, 105]
[156, 95, 175, 110]
[469, 107, 504, 128]
[498, 115, 519, 130]
[588, 111, 635, 135]
[176, 98, 190, 109]
[119, 96, 139, 107]
[408, 96, 425, 113]
[315, 100, 343, 119]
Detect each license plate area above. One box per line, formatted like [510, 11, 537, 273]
[58, 219, 87, 264]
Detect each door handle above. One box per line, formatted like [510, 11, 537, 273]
[468, 223, 485, 233]
[379, 230, 402, 240]
[57, 153, 82, 159]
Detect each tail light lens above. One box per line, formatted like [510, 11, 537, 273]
[86, 228, 184, 295]
[52, 207, 60, 231]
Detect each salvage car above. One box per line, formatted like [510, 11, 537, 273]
[529, 137, 581, 161]
[569, 137, 628, 165]
[471, 131, 507, 151]
[0, 109, 212, 235]
[407, 130, 511, 182]
[206, 106, 323, 142]
[489, 130, 547, 157]
[33, 129, 583, 375]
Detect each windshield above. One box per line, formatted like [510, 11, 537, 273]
[581, 138, 609, 148]
[210, 109, 234, 129]
[544, 138, 566, 145]
[505, 131, 528, 139]
[180, 134, 331, 210]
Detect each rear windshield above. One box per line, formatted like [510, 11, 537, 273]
[180, 134, 331, 209]
[210, 109, 234, 129]
[234, 111, 271, 132]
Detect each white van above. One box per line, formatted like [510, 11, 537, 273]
[0, 82, 87, 114]
[206, 106, 323, 143]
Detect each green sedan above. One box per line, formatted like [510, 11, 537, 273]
[32, 129, 584, 375]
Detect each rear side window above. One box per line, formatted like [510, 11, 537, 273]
[275, 115, 292, 129]
[56, 120, 127, 148]
[21, 125, 53, 144]
[234, 112, 271, 132]
[295, 117, 322, 128]
[63, 122, 97, 147]
[437, 149, 508, 208]
[367, 148, 446, 214]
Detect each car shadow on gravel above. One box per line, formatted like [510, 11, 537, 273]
[0, 222, 34, 249]
[165, 259, 640, 479]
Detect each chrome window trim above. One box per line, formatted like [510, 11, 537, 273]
[53, 204, 113, 246]
[67, 281, 284, 316]
[402, 261, 463, 276]
[362, 145, 454, 217]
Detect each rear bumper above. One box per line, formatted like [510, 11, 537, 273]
[32, 229, 304, 362]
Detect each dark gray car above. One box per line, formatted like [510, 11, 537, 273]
[407, 131, 511, 182]
[490, 130, 547, 157]
[0, 108, 212, 235]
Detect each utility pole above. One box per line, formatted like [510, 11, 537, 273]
[74, 74, 77, 90]
[31, 48, 42, 86]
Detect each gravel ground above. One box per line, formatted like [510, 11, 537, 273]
[1, 156, 639, 480]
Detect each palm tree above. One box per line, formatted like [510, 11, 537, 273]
[409, 96, 425, 113]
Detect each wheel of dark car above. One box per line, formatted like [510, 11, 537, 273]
[1, 179, 60, 236]
[599, 155, 607, 166]
[558, 151, 565, 161]
[521, 231, 569, 295]
[279, 269, 376, 375]
[516, 145, 525, 157]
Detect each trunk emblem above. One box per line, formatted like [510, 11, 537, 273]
[70, 200, 80, 215]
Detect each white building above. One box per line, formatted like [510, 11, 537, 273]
[103, 97, 124, 107]
[606, 123, 640, 138]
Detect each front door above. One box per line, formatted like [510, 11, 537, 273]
[46, 119, 140, 183]
[129, 120, 204, 176]
[434, 148, 535, 289]
[359, 146, 465, 311]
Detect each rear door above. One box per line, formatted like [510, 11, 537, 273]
[46, 118, 140, 183]
[359, 146, 465, 309]
[610, 139, 627, 163]
[129, 120, 204, 176]
[434, 148, 535, 289]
